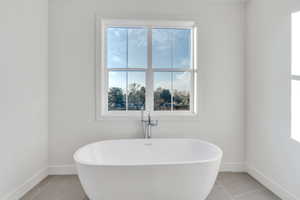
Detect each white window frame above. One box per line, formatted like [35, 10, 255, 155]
[291, 11, 300, 142]
[96, 18, 198, 120]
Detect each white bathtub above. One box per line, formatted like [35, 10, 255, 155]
[74, 139, 222, 200]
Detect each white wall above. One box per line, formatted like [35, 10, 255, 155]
[49, 0, 245, 170]
[0, 0, 48, 199]
[246, 0, 300, 199]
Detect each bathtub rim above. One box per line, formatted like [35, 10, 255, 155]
[73, 138, 223, 167]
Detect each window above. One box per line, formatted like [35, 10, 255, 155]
[291, 12, 300, 142]
[97, 19, 197, 118]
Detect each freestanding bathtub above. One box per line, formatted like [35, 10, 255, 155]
[74, 139, 222, 200]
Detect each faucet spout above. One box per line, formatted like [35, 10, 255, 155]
[141, 110, 158, 139]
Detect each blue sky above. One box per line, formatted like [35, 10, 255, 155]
[107, 27, 191, 92]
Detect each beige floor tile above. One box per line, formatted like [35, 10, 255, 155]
[21, 176, 52, 200]
[235, 189, 281, 200]
[220, 173, 266, 197]
[22, 176, 87, 200]
[206, 184, 233, 200]
[218, 172, 252, 185]
[21, 187, 40, 200]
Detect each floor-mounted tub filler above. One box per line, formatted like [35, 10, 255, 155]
[74, 138, 223, 200]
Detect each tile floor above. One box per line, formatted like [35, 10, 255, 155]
[21, 172, 281, 200]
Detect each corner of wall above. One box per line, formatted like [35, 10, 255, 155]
[1, 168, 48, 200]
[246, 165, 298, 200]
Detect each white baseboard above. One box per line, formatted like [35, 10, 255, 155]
[47, 162, 246, 175]
[220, 162, 245, 172]
[1, 167, 48, 200]
[48, 165, 77, 175]
[246, 165, 298, 200]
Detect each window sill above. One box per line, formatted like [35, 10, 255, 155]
[96, 112, 200, 121]
[290, 136, 300, 144]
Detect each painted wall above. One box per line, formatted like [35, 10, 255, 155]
[0, 0, 48, 199]
[49, 0, 245, 170]
[246, 0, 300, 199]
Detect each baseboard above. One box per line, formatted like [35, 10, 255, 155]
[220, 162, 245, 172]
[48, 165, 77, 175]
[246, 165, 298, 200]
[1, 167, 48, 200]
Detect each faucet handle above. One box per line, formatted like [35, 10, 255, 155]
[151, 120, 158, 127]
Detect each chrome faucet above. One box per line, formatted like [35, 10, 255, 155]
[141, 110, 158, 139]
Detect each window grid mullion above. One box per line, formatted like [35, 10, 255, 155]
[108, 68, 147, 71]
[190, 27, 196, 113]
[146, 27, 154, 112]
[171, 29, 174, 111]
[125, 71, 128, 111]
[171, 72, 174, 112]
[108, 68, 196, 72]
[126, 30, 129, 111]
[150, 68, 193, 72]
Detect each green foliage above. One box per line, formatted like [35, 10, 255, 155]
[108, 83, 145, 110]
[173, 90, 190, 110]
[108, 87, 125, 110]
[128, 83, 145, 110]
[154, 88, 171, 110]
[108, 85, 190, 111]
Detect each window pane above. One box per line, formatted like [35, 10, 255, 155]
[108, 71, 126, 110]
[152, 29, 172, 68]
[107, 28, 147, 68]
[128, 29, 147, 68]
[291, 80, 300, 142]
[154, 72, 172, 111]
[128, 72, 145, 110]
[152, 28, 191, 68]
[173, 72, 191, 110]
[107, 28, 127, 68]
[292, 12, 300, 76]
[173, 29, 191, 68]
